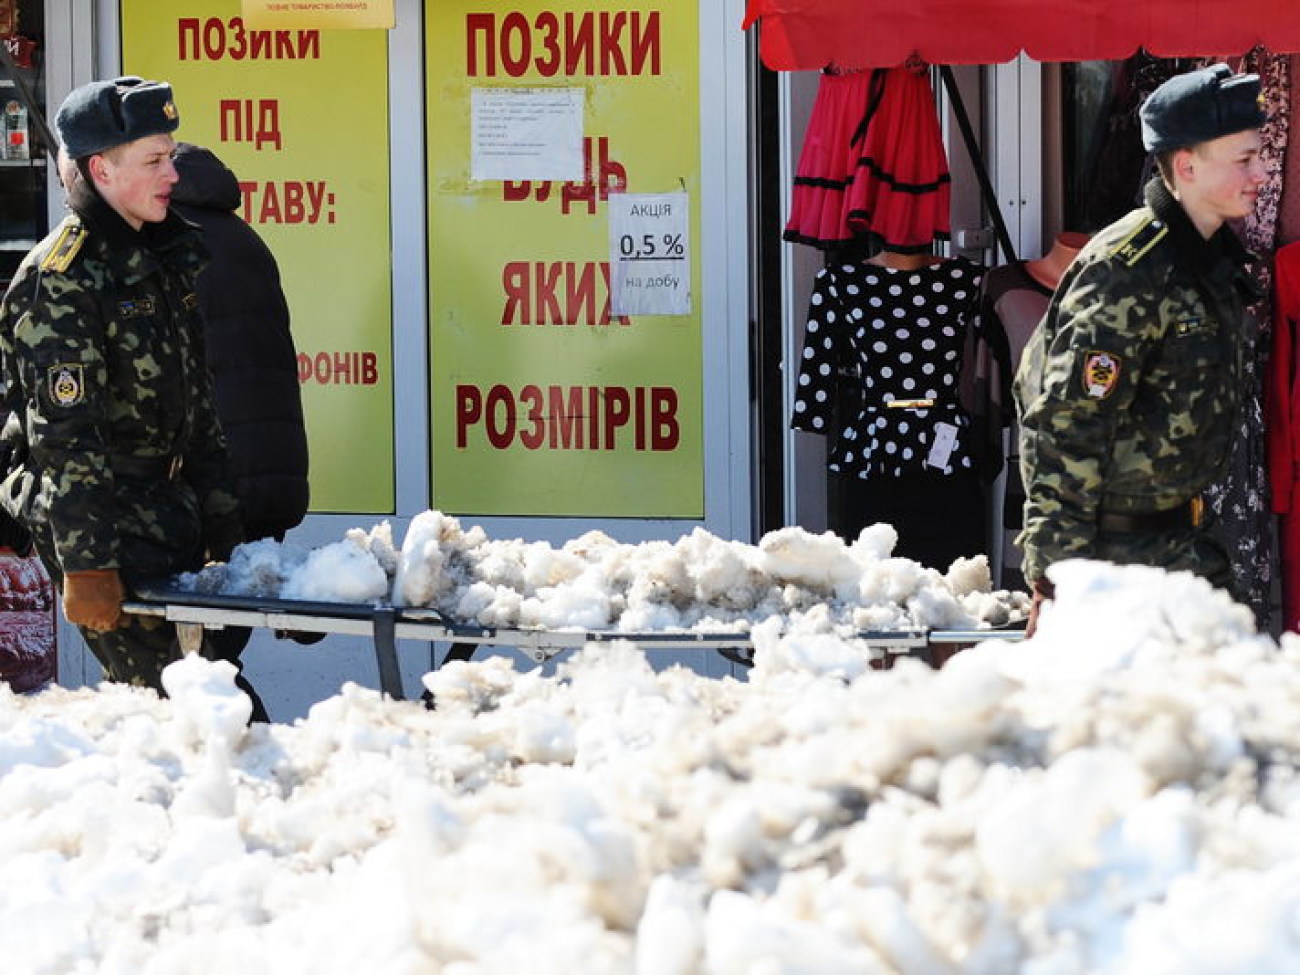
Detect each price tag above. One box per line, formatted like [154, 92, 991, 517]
[607, 192, 691, 316]
[926, 421, 959, 471]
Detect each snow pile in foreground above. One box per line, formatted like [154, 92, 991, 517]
[3, 560, 1299, 973]
[179, 510, 1029, 635]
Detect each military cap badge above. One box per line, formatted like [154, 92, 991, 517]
[1082, 351, 1120, 399]
[48, 364, 85, 407]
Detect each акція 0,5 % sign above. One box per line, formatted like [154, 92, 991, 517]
[618, 233, 686, 260]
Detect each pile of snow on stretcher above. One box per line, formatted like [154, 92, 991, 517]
[177, 509, 1029, 637]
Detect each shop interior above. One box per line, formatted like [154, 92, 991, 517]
[0, 0, 46, 291]
[754, 48, 1300, 636]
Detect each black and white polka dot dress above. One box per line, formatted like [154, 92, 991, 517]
[791, 257, 985, 478]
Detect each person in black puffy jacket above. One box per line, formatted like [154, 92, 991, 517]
[171, 143, 314, 718]
[171, 142, 309, 544]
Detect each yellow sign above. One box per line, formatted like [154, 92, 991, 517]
[427, 1, 703, 517]
[121, 0, 395, 513]
[240, 0, 394, 31]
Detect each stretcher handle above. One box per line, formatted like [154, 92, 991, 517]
[121, 600, 168, 618]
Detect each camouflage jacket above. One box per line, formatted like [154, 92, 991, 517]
[0, 181, 243, 581]
[1014, 178, 1258, 584]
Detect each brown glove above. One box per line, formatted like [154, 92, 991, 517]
[1024, 577, 1055, 639]
[63, 569, 125, 631]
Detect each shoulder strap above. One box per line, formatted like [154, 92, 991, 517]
[40, 219, 87, 273]
[1109, 215, 1169, 268]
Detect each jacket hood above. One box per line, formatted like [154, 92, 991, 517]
[171, 142, 241, 213]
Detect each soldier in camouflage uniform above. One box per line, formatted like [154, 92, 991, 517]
[0, 77, 254, 707]
[1014, 64, 1267, 636]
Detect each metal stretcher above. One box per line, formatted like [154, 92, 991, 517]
[123, 584, 1025, 701]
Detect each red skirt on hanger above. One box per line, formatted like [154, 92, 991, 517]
[785, 65, 951, 255]
[783, 70, 875, 251]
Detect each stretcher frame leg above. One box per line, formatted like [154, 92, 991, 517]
[372, 607, 403, 700]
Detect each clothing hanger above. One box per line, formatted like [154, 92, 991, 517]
[865, 248, 943, 271]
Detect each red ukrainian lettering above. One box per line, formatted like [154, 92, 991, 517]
[228, 18, 248, 59]
[629, 12, 661, 75]
[519, 385, 545, 449]
[549, 386, 584, 448]
[250, 29, 275, 59]
[178, 19, 201, 60]
[255, 100, 283, 150]
[564, 13, 594, 75]
[499, 11, 531, 77]
[219, 99, 244, 142]
[534, 12, 561, 77]
[561, 137, 596, 215]
[567, 262, 598, 326]
[177, 16, 316, 62]
[587, 386, 601, 449]
[501, 262, 529, 325]
[535, 262, 563, 326]
[465, 13, 496, 76]
[360, 353, 378, 385]
[651, 387, 679, 449]
[485, 384, 516, 448]
[603, 386, 631, 449]
[331, 352, 352, 384]
[456, 385, 482, 447]
[306, 182, 328, 223]
[283, 182, 306, 224]
[259, 182, 282, 223]
[503, 181, 531, 202]
[634, 386, 646, 450]
[598, 137, 627, 196]
[598, 262, 631, 327]
[598, 12, 628, 76]
[202, 17, 227, 60]
[297, 31, 320, 59]
[451, 383, 679, 451]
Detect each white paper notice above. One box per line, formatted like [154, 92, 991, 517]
[470, 87, 584, 181]
[607, 192, 691, 316]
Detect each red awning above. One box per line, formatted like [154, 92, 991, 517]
[742, 0, 1300, 71]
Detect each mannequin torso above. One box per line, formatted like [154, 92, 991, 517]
[1024, 231, 1090, 290]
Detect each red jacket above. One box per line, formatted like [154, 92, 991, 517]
[1269, 244, 1300, 515]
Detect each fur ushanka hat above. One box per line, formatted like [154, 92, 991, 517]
[1140, 64, 1264, 153]
[55, 76, 180, 160]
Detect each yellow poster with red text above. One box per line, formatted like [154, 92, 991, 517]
[427, 3, 703, 517]
[121, 1, 393, 512]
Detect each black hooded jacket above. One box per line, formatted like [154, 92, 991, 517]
[171, 143, 309, 542]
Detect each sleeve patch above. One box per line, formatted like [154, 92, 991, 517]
[48, 363, 85, 407]
[1081, 351, 1121, 399]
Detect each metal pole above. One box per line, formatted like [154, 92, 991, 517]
[939, 64, 1018, 265]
